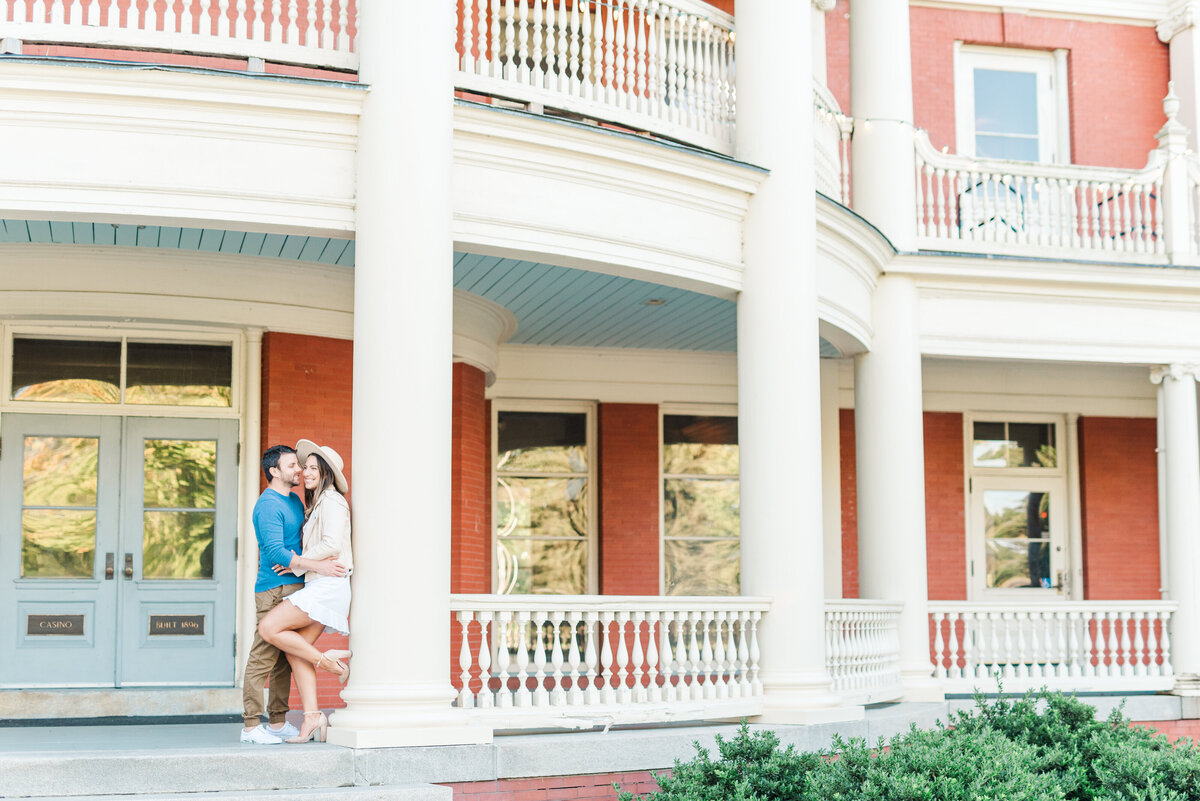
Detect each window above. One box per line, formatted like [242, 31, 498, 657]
[493, 404, 594, 594]
[662, 414, 739, 596]
[955, 46, 1068, 164]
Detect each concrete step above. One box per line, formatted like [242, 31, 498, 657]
[23, 786, 451, 801]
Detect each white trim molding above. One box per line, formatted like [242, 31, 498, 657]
[912, 0, 1164, 25]
[1150, 363, 1200, 383]
[1159, 1, 1200, 41]
[453, 290, 518, 386]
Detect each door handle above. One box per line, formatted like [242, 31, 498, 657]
[124, 553, 134, 580]
[105, 553, 115, 580]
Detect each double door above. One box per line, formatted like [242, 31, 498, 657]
[0, 414, 238, 687]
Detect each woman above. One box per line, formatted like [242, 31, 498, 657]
[257, 439, 354, 744]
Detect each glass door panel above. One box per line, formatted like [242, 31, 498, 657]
[0, 414, 121, 687]
[970, 477, 1066, 599]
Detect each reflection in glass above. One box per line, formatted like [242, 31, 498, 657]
[142, 511, 214, 579]
[23, 437, 99, 506]
[665, 539, 739, 596]
[973, 421, 1056, 468]
[495, 538, 586, 594]
[144, 440, 217, 509]
[125, 342, 232, 407]
[22, 510, 96, 578]
[11, 338, 120, 403]
[496, 477, 588, 539]
[984, 490, 1051, 589]
[663, 416, 739, 475]
[663, 478, 740, 539]
[497, 412, 587, 473]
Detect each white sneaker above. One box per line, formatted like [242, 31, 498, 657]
[266, 721, 300, 739]
[240, 724, 284, 744]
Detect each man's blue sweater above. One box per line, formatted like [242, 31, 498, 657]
[252, 488, 305, 593]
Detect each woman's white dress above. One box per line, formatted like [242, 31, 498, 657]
[286, 488, 353, 635]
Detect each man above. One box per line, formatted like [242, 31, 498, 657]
[239, 445, 306, 744]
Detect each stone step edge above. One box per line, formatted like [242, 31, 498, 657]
[20, 783, 451, 801]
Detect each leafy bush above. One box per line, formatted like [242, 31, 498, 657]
[616, 690, 1200, 801]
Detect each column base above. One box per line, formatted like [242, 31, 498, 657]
[1172, 675, 1200, 702]
[900, 670, 945, 703]
[327, 681, 493, 749]
[752, 671, 867, 725]
[327, 723, 492, 749]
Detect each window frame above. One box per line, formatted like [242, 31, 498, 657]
[953, 44, 1070, 165]
[1, 324, 242, 419]
[490, 398, 598, 595]
[658, 403, 740, 597]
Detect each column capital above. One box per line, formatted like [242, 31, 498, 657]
[1158, 2, 1199, 43]
[1151, 363, 1200, 384]
[453, 289, 517, 386]
[811, 0, 837, 11]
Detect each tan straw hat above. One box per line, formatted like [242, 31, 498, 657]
[295, 439, 349, 494]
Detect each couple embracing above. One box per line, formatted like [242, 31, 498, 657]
[240, 441, 354, 745]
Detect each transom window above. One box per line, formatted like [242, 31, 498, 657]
[493, 404, 595, 594]
[955, 46, 1068, 164]
[972, 420, 1057, 469]
[662, 413, 739, 596]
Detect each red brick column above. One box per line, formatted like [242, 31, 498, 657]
[839, 408, 858, 599]
[1078, 417, 1160, 600]
[924, 412, 965, 601]
[451, 362, 491, 594]
[260, 332, 354, 711]
[599, 404, 660, 595]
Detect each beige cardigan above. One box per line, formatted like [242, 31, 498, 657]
[294, 488, 354, 578]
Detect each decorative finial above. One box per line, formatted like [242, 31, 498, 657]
[1164, 81, 1181, 121]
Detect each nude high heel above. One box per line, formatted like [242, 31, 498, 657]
[286, 711, 328, 744]
[315, 650, 351, 684]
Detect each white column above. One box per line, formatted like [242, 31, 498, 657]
[327, 0, 489, 748]
[1159, 3, 1200, 152]
[820, 358, 843, 599]
[849, 0, 917, 250]
[854, 275, 940, 700]
[1151, 364, 1200, 695]
[235, 328, 263, 685]
[736, 0, 857, 723]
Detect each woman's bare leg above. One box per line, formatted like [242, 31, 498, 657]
[287, 622, 326, 713]
[258, 602, 345, 679]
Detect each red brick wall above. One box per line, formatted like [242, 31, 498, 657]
[839, 408, 858, 599]
[260, 332, 354, 711]
[452, 363, 491, 594]
[1078, 417, 1160, 600]
[1133, 720, 1200, 740]
[824, 3, 1168, 169]
[446, 771, 663, 801]
[599, 404, 661, 595]
[925, 413, 966, 601]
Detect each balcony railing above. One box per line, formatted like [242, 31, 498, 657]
[814, 81, 852, 206]
[449, 594, 768, 729]
[454, 0, 736, 155]
[825, 599, 903, 704]
[1, 0, 358, 70]
[929, 601, 1178, 694]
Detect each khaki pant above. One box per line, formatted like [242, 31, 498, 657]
[242, 582, 302, 728]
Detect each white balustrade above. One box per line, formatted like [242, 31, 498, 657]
[449, 594, 768, 729]
[824, 600, 903, 704]
[913, 130, 1166, 260]
[1, 0, 357, 70]
[813, 81, 852, 206]
[455, 0, 735, 155]
[929, 602, 1177, 694]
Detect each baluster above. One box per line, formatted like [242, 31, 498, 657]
[554, 0, 569, 94]
[932, 612, 946, 679]
[515, 0, 531, 84]
[269, 0, 282, 42]
[1154, 177, 1166, 253]
[961, 613, 976, 683]
[337, 0, 349, 51]
[673, 610, 690, 700]
[826, 611, 841, 691]
[566, 611, 585, 705]
[282, 0, 297, 42]
[599, 0, 615, 104]
[1132, 611, 1147, 678]
[318, 0, 334, 48]
[618, 0, 632, 107]
[578, 0, 593, 98]
[598, 611, 616, 704]
[1147, 612, 1163, 678]
[477, 611, 494, 708]
[633, 0, 647, 114]
[1072, 612, 1088, 678]
[1161, 611, 1174, 677]
[495, 610, 513, 707]
[748, 611, 762, 696]
[211, 0, 226, 37]
[985, 612, 1000, 681]
[700, 19, 714, 132]
[649, 2, 665, 117]
[179, 0, 194, 35]
[684, 611, 701, 701]
[1131, 185, 1145, 253]
[735, 611, 751, 696]
[631, 611, 647, 702]
[722, 610, 737, 698]
[252, 0, 266, 41]
[104, 0, 121, 28]
[1095, 611, 1110, 678]
[47, 0, 61, 24]
[459, 0, 476, 72]
[913, 162, 926, 238]
[1116, 611, 1131, 677]
[530, 0, 543, 87]
[998, 612, 1013, 679]
[234, 0, 248, 40]
[486, 0, 501, 77]
[457, 611, 474, 708]
[502, 0, 517, 80]
[931, 167, 947, 239]
[531, 612, 549, 706]
[1102, 183, 1115, 249]
[697, 611, 714, 700]
[946, 612, 961, 680]
[1032, 612, 1047, 681]
[65, 0, 80, 25]
[611, 611, 629, 704]
[1053, 611, 1069, 679]
[592, 0, 606, 103]
[646, 611, 661, 703]
[1014, 611, 1028, 679]
[1121, 184, 1134, 252]
[1088, 182, 1102, 249]
[684, 14, 698, 130]
[549, 610, 567, 705]
[583, 611, 601, 704]
[85, 0, 100, 26]
[659, 612, 676, 702]
[514, 610, 532, 706]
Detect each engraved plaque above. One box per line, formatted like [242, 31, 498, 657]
[149, 614, 206, 636]
[26, 614, 85, 636]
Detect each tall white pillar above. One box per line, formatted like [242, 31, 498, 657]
[854, 276, 940, 700]
[328, 0, 489, 748]
[235, 328, 263, 684]
[1151, 364, 1200, 696]
[850, 0, 917, 250]
[1159, 3, 1200, 152]
[736, 0, 856, 723]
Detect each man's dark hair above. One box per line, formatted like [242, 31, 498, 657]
[261, 445, 297, 482]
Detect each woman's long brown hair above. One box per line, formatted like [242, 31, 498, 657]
[303, 452, 340, 513]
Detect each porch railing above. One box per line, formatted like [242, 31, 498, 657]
[449, 594, 769, 729]
[814, 80, 852, 205]
[1, 0, 358, 70]
[454, 0, 736, 155]
[929, 601, 1178, 694]
[825, 599, 903, 704]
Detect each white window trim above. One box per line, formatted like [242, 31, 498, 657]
[659, 403, 738, 596]
[1, 323, 243, 419]
[953, 43, 1071, 165]
[962, 412, 1077, 600]
[491, 398, 598, 595]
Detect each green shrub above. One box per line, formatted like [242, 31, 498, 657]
[616, 690, 1200, 801]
